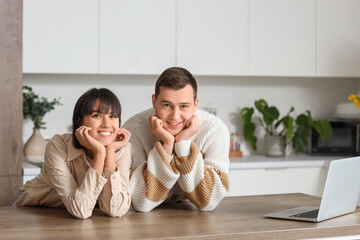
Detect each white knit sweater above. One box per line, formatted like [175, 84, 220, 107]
[123, 108, 230, 212]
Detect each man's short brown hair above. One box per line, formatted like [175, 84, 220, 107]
[155, 67, 197, 102]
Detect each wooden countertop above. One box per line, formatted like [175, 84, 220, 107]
[2, 193, 360, 240]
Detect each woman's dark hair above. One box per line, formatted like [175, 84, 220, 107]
[155, 67, 197, 102]
[72, 88, 121, 149]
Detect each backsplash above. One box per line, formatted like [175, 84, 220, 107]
[23, 74, 359, 155]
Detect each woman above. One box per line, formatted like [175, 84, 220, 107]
[15, 88, 131, 219]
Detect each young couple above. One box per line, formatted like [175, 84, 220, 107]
[15, 67, 230, 219]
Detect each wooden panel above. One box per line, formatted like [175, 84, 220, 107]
[0, 177, 23, 206]
[0, 0, 23, 205]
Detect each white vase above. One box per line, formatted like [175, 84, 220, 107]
[265, 134, 286, 157]
[24, 128, 46, 164]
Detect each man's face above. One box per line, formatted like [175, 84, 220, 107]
[152, 85, 199, 136]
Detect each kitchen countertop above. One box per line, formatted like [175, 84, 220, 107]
[23, 161, 41, 176]
[23, 155, 352, 176]
[230, 154, 348, 170]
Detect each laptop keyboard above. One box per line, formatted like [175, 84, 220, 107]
[290, 209, 319, 218]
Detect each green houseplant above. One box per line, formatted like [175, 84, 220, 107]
[241, 99, 332, 156]
[23, 85, 62, 129]
[23, 85, 61, 163]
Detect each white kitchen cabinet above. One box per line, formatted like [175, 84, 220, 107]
[99, 0, 176, 75]
[249, 0, 316, 76]
[228, 167, 328, 197]
[23, 0, 98, 73]
[316, 0, 360, 77]
[177, 0, 248, 76]
[23, 162, 41, 185]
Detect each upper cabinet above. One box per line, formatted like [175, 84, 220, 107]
[99, 0, 176, 75]
[316, 0, 360, 77]
[249, 0, 316, 76]
[23, 0, 98, 74]
[23, 0, 360, 77]
[177, 0, 248, 76]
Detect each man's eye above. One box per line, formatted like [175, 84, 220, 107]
[164, 104, 170, 108]
[181, 105, 188, 109]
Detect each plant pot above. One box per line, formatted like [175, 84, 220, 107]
[24, 128, 46, 164]
[265, 134, 286, 157]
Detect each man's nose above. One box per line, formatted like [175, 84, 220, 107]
[170, 108, 180, 119]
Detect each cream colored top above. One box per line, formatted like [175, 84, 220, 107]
[123, 109, 230, 212]
[16, 134, 131, 219]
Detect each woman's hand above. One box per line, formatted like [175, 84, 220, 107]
[75, 126, 105, 156]
[106, 128, 131, 152]
[104, 128, 131, 172]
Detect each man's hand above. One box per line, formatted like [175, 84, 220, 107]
[106, 128, 131, 152]
[175, 115, 200, 142]
[148, 115, 175, 155]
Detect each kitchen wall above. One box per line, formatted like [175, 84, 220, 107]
[23, 74, 359, 155]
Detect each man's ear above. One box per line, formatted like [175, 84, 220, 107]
[152, 94, 156, 108]
[194, 98, 199, 111]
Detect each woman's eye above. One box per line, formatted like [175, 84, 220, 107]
[110, 115, 119, 118]
[92, 114, 101, 118]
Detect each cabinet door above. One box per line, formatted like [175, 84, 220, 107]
[228, 168, 327, 197]
[23, 0, 98, 73]
[317, 0, 360, 77]
[99, 0, 176, 75]
[177, 0, 248, 76]
[249, 0, 316, 76]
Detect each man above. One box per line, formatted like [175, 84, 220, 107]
[123, 67, 229, 212]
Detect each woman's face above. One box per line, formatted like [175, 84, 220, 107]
[80, 99, 119, 146]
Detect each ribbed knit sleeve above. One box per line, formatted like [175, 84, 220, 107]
[124, 111, 180, 212]
[173, 113, 230, 211]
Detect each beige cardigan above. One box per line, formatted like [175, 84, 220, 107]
[16, 134, 131, 219]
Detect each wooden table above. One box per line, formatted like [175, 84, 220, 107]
[2, 193, 360, 240]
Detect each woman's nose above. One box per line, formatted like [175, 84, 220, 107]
[101, 116, 111, 127]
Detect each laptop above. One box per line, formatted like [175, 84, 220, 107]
[264, 156, 360, 222]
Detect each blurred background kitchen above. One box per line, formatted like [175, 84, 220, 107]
[22, 0, 360, 156]
[1, 0, 360, 205]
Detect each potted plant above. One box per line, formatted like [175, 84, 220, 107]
[348, 92, 360, 108]
[23, 85, 61, 163]
[241, 99, 332, 157]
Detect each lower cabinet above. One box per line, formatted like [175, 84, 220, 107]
[228, 167, 328, 197]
